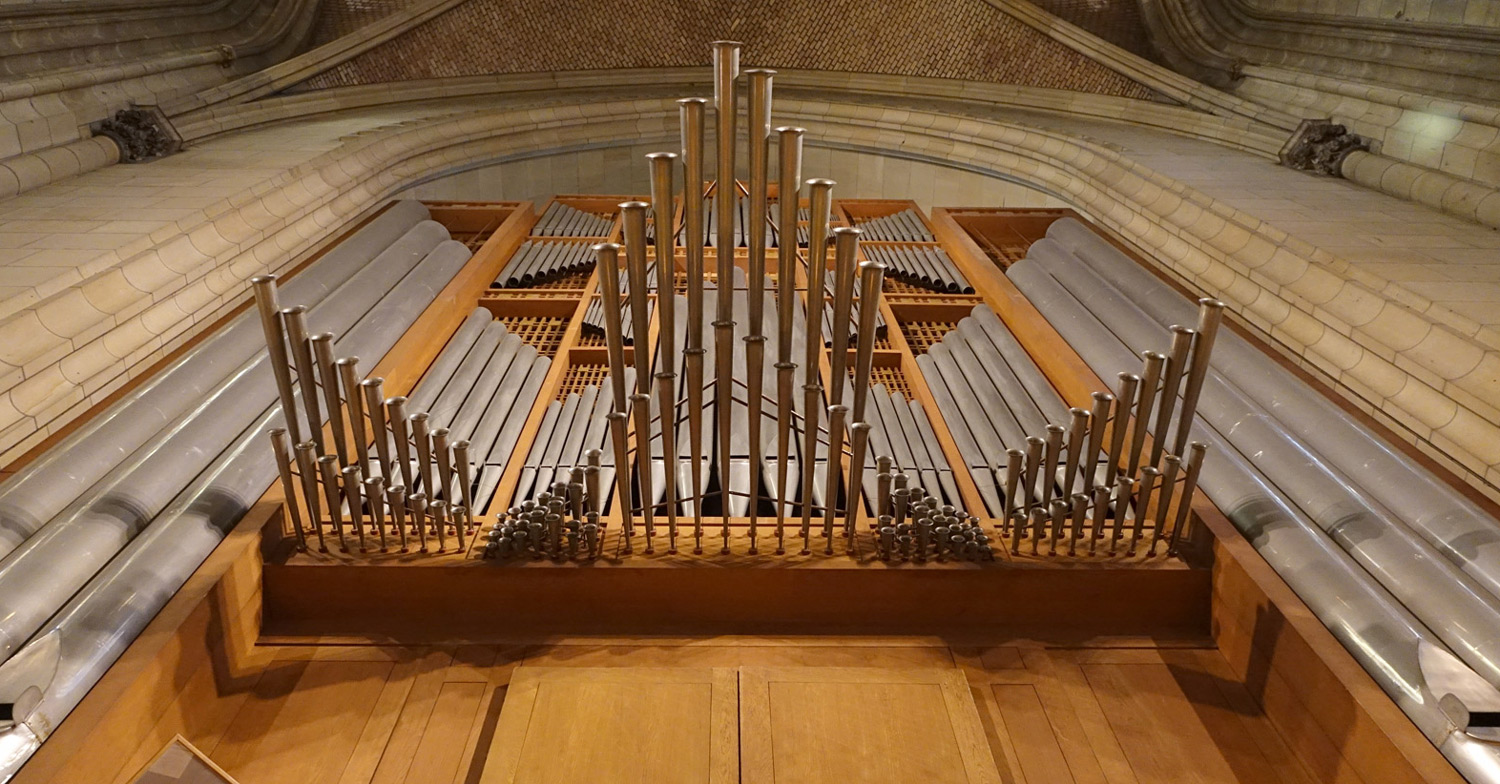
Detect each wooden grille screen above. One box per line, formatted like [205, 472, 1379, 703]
[902, 321, 958, 353]
[500, 315, 568, 357]
[557, 363, 609, 400]
[869, 365, 914, 398]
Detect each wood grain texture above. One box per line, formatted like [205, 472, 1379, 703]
[481, 667, 737, 784]
[740, 667, 1002, 784]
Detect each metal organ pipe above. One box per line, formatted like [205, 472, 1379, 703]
[1018, 247, 1500, 687]
[1047, 216, 1500, 601]
[1006, 254, 1500, 780]
[0, 217, 472, 779]
[0, 202, 431, 561]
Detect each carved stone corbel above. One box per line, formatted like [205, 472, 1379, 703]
[1279, 119, 1371, 177]
[91, 107, 183, 163]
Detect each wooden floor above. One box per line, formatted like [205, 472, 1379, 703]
[138, 637, 1318, 784]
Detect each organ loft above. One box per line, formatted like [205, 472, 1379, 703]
[0, 6, 1499, 784]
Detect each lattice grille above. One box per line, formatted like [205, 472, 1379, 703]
[883, 277, 929, 295]
[869, 365, 914, 398]
[500, 315, 568, 357]
[902, 321, 958, 353]
[557, 363, 609, 399]
[532, 268, 593, 290]
[576, 330, 605, 347]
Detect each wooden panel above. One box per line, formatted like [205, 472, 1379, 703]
[740, 667, 1001, 784]
[481, 667, 738, 784]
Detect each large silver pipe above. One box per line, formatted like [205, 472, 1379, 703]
[773, 126, 803, 548]
[648, 154, 681, 549]
[411, 411, 434, 497]
[319, 455, 347, 552]
[388, 483, 408, 552]
[336, 358, 370, 476]
[1084, 391, 1113, 492]
[630, 392, 656, 550]
[267, 428, 305, 550]
[1151, 325, 1195, 466]
[366, 476, 387, 551]
[310, 333, 349, 466]
[711, 42, 738, 549]
[386, 396, 414, 491]
[449, 335, 521, 446]
[607, 410, 634, 547]
[744, 70, 773, 553]
[799, 179, 834, 544]
[1104, 373, 1138, 489]
[822, 403, 848, 554]
[827, 227, 861, 407]
[850, 261, 885, 424]
[282, 306, 324, 454]
[596, 241, 633, 540]
[1128, 350, 1166, 478]
[342, 465, 366, 552]
[360, 378, 393, 482]
[712, 41, 740, 258]
[846, 421, 871, 543]
[1040, 423, 1064, 508]
[251, 275, 302, 446]
[1061, 407, 1089, 500]
[622, 202, 656, 547]
[679, 98, 708, 552]
[294, 441, 325, 552]
[1174, 298, 1224, 455]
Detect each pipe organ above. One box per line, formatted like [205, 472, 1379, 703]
[255, 41, 1213, 570]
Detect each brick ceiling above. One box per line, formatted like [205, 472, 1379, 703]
[301, 0, 1155, 99]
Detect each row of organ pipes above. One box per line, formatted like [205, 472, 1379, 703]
[252, 274, 482, 554]
[255, 40, 1214, 561]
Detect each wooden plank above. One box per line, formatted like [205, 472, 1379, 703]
[991, 684, 1077, 784]
[1021, 651, 1137, 784]
[368, 648, 458, 784]
[1084, 662, 1242, 783]
[740, 667, 1002, 784]
[520, 643, 955, 670]
[211, 660, 393, 783]
[334, 650, 431, 784]
[481, 667, 737, 784]
[404, 681, 489, 784]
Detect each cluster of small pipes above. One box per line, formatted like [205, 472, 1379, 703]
[252, 276, 479, 554]
[872, 466, 992, 562]
[993, 299, 1222, 557]
[484, 451, 607, 560]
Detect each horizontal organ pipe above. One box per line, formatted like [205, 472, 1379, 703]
[1006, 254, 1500, 778]
[1021, 243, 1500, 689]
[1046, 217, 1500, 601]
[0, 226, 459, 667]
[0, 212, 472, 780]
[0, 202, 433, 560]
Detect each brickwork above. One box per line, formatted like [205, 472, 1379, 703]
[1029, 0, 1156, 58]
[300, 0, 1154, 99]
[310, 0, 411, 45]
